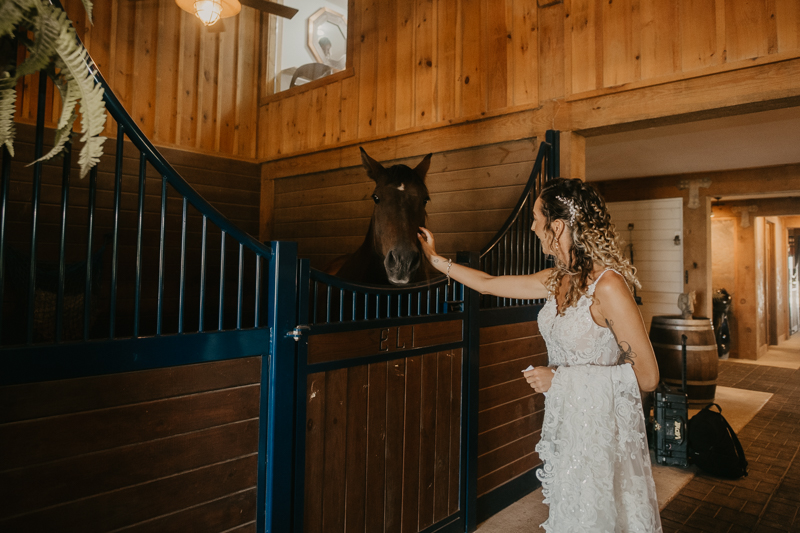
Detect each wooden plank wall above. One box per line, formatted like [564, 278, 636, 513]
[303, 351, 462, 533]
[477, 321, 546, 497]
[13, 0, 263, 159]
[272, 138, 539, 268]
[3, 124, 261, 342]
[259, 0, 800, 161]
[0, 357, 262, 532]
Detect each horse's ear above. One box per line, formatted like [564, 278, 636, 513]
[414, 153, 433, 180]
[360, 147, 384, 182]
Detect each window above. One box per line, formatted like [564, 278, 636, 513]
[271, 0, 348, 94]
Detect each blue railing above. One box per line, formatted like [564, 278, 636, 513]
[478, 131, 557, 309]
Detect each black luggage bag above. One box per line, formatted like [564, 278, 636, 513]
[653, 334, 689, 467]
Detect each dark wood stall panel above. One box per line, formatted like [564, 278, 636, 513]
[477, 321, 547, 498]
[0, 357, 262, 532]
[303, 350, 462, 533]
[272, 138, 539, 269]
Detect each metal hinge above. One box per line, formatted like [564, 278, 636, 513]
[287, 325, 310, 341]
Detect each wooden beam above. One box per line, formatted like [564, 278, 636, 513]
[713, 197, 800, 219]
[566, 57, 800, 136]
[559, 131, 585, 181]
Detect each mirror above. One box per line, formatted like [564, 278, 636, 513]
[308, 8, 347, 71]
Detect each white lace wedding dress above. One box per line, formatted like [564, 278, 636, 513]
[535, 270, 662, 532]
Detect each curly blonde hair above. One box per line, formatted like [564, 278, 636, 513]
[538, 178, 639, 313]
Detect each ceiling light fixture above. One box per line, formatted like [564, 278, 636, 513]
[176, 0, 241, 26]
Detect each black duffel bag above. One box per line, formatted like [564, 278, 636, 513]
[688, 403, 748, 479]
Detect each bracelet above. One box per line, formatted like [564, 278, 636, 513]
[446, 258, 452, 286]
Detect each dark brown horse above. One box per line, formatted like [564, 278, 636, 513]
[327, 148, 434, 285]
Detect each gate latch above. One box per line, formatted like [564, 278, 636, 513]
[287, 325, 310, 341]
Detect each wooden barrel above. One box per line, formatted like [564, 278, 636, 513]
[649, 316, 718, 406]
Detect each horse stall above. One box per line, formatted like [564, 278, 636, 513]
[1, 22, 558, 533]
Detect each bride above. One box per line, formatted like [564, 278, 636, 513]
[418, 177, 662, 532]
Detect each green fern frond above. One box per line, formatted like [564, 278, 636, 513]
[52, 13, 106, 177]
[79, 0, 94, 25]
[16, 8, 65, 78]
[0, 0, 35, 39]
[78, 134, 105, 177]
[29, 67, 76, 165]
[0, 85, 17, 157]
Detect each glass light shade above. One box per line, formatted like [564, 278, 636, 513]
[175, 0, 241, 27]
[194, 0, 222, 25]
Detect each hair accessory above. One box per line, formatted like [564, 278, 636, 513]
[556, 195, 579, 225]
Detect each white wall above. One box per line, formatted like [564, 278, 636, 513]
[607, 198, 684, 331]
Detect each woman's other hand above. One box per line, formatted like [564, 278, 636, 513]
[523, 366, 555, 393]
[417, 227, 437, 263]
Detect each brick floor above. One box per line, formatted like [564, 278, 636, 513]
[660, 361, 800, 533]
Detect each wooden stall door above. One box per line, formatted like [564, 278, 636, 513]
[294, 318, 469, 533]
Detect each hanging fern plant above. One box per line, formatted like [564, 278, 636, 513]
[0, 0, 106, 178]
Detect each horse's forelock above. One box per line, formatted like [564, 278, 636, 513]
[382, 165, 428, 197]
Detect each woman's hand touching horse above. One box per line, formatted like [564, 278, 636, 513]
[418, 227, 550, 300]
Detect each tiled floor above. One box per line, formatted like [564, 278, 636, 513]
[660, 360, 800, 532]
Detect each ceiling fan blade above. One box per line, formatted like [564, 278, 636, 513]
[238, 0, 298, 19]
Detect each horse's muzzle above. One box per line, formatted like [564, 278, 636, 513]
[385, 248, 421, 285]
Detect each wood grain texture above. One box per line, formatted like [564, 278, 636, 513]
[302, 351, 461, 533]
[476, 321, 547, 497]
[0, 359, 261, 532]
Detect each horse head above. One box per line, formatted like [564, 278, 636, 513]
[361, 148, 432, 285]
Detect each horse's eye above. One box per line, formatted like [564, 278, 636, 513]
[424, 198, 430, 206]
[372, 194, 380, 204]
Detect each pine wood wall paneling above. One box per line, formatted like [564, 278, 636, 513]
[537, 0, 564, 103]
[132, 0, 159, 139]
[726, 0, 773, 62]
[602, 0, 640, 88]
[376, 0, 398, 136]
[639, 0, 680, 80]
[460, 0, 484, 118]
[512, 0, 538, 107]
[358, 0, 379, 138]
[198, 30, 219, 153]
[567, 0, 598, 95]
[325, 83, 343, 146]
[114, 0, 136, 122]
[236, 10, 259, 158]
[395, 0, 416, 131]
[680, 0, 717, 71]
[776, 0, 800, 52]
[156, 0, 181, 145]
[14, 1, 263, 159]
[483, 0, 509, 113]
[436, 0, 459, 123]
[217, 18, 238, 154]
[415, 0, 437, 128]
[177, 12, 200, 148]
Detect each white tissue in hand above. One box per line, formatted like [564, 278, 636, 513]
[521, 365, 534, 372]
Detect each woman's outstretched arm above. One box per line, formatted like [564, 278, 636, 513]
[592, 271, 660, 391]
[417, 227, 551, 300]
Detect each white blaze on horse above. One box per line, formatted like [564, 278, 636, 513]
[327, 148, 434, 285]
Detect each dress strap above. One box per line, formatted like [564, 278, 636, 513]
[587, 269, 619, 296]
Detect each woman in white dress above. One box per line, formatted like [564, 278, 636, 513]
[418, 177, 662, 532]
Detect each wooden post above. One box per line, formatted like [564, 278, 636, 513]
[559, 131, 585, 181]
[682, 195, 712, 320]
